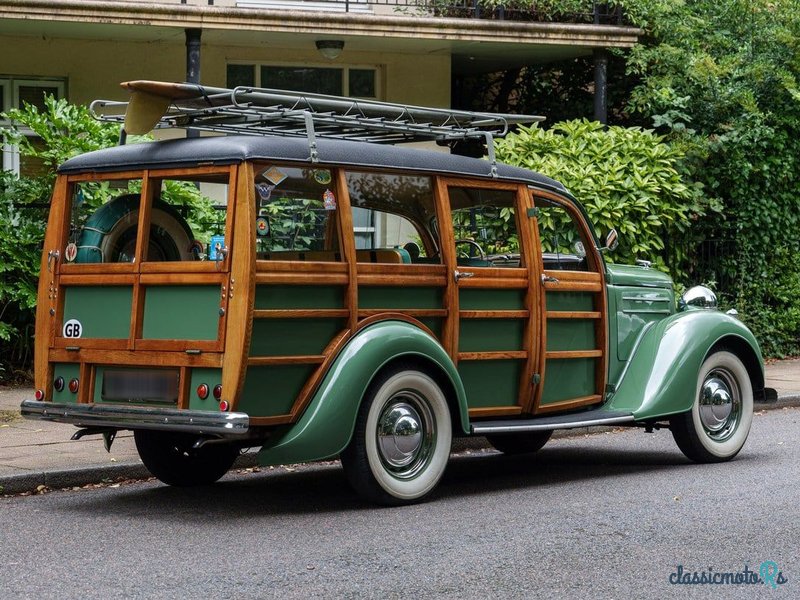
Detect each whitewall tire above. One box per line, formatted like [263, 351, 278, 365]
[341, 366, 452, 505]
[670, 351, 753, 462]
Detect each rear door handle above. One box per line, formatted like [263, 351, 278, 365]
[454, 269, 474, 283]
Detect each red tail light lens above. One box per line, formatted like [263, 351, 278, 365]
[213, 384, 222, 400]
[68, 379, 79, 394]
[34, 389, 44, 401]
[196, 383, 209, 400]
[219, 400, 229, 412]
[53, 377, 65, 393]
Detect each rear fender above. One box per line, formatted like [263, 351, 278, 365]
[257, 320, 468, 466]
[607, 310, 764, 420]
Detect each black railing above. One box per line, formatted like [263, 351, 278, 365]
[239, 0, 626, 25]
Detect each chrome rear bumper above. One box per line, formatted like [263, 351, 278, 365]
[20, 400, 250, 437]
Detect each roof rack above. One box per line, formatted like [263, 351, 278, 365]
[89, 81, 544, 174]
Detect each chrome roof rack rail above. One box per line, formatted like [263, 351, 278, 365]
[89, 81, 544, 169]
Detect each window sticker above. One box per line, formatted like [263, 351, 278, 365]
[209, 235, 225, 261]
[256, 216, 270, 237]
[256, 183, 275, 206]
[262, 166, 287, 186]
[64, 242, 78, 262]
[313, 169, 332, 185]
[323, 189, 337, 211]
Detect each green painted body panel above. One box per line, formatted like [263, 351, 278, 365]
[459, 288, 525, 310]
[545, 319, 596, 351]
[545, 291, 594, 312]
[607, 310, 764, 419]
[605, 264, 673, 288]
[257, 320, 469, 466]
[52, 363, 80, 404]
[358, 286, 442, 309]
[457, 359, 522, 408]
[239, 364, 316, 417]
[540, 358, 595, 405]
[188, 368, 222, 411]
[611, 285, 674, 361]
[255, 285, 343, 309]
[62, 286, 132, 339]
[142, 285, 219, 340]
[249, 319, 346, 356]
[458, 319, 523, 352]
[417, 317, 442, 339]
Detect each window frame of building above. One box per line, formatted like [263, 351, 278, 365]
[226, 61, 380, 100]
[0, 76, 66, 175]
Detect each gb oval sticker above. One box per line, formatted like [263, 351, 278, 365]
[62, 319, 83, 339]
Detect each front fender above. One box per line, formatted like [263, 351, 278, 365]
[607, 310, 764, 420]
[257, 320, 468, 467]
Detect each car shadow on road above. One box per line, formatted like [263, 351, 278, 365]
[56, 440, 763, 519]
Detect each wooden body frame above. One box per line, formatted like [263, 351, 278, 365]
[35, 158, 610, 427]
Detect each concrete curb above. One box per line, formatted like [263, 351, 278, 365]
[0, 453, 258, 496]
[2, 396, 799, 496]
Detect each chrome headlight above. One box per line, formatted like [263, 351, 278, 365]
[679, 285, 718, 311]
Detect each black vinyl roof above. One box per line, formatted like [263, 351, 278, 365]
[58, 135, 565, 192]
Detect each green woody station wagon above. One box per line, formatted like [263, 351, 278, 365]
[21, 81, 776, 504]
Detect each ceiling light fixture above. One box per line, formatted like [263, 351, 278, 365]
[316, 40, 345, 60]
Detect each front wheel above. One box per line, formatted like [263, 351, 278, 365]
[670, 351, 753, 463]
[340, 367, 452, 505]
[134, 430, 239, 486]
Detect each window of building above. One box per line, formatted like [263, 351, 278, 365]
[227, 63, 378, 98]
[0, 77, 66, 176]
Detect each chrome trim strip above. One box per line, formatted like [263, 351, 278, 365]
[20, 400, 249, 437]
[471, 414, 635, 435]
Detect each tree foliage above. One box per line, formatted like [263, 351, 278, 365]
[622, 0, 800, 356]
[0, 98, 120, 380]
[495, 119, 714, 271]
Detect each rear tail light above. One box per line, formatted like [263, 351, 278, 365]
[213, 384, 222, 400]
[196, 383, 209, 400]
[34, 389, 44, 401]
[68, 378, 79, 394]
[219, 400, 229, 412]
[53, 377, 65, 393]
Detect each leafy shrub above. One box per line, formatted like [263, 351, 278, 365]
[0, 98, 120, 380]
[495, 119, 716, 273]
[732, 245, 800, 358]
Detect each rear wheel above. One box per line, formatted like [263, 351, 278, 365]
[670, 351, 753, 463]
[134, 430, 238, 486]
[486, 430, 553, 455]
[340, 367, 452, 505]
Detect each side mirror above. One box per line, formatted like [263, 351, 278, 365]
[601, 228, 619, 253]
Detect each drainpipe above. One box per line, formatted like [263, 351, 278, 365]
[593, 49, 608, 125]
[185, 27, 202, 138]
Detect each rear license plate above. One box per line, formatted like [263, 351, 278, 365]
[101, 369, 179, 404]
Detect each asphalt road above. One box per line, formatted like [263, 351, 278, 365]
[2, 408, 797, 599]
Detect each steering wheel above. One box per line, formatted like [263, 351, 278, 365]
[455, 239, 486, 260]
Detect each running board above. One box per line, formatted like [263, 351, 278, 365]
[471, 409, 635, 435]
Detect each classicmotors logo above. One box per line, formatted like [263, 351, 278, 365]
[669, 562, 788, 588]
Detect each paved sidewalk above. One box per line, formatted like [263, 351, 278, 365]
[1, 358, 799, 494]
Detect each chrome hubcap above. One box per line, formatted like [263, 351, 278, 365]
[376, 393, 434, 479]
[699, 368, 741, 441]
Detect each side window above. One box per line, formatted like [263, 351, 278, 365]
[144, 173, 230, 263]
[345, 171, 439, 264]
[254, 165, 341, 262]
[66, 177, 143, 264]
[448, 187, 521, 267]
[535, 198, 595, 272]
